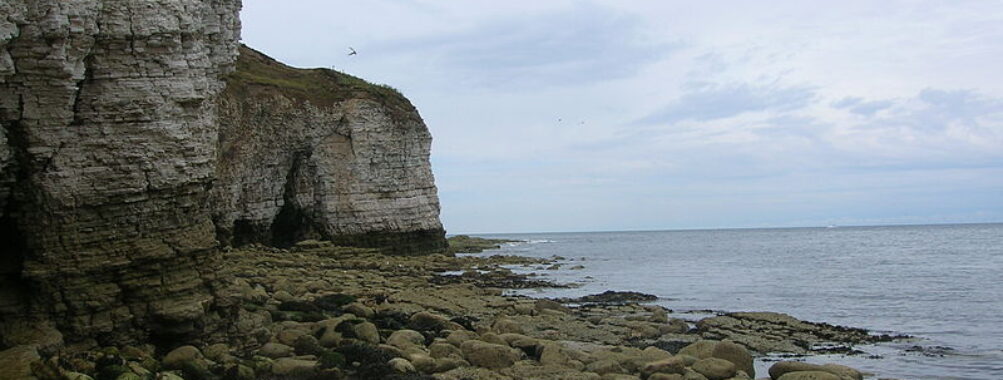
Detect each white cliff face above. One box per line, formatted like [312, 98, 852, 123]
[0, 0, 241, 344]
[0, 1, 445, 347]
[212, 47, 446, 254]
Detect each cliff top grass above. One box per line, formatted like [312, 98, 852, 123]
[223, 45, 420, 123]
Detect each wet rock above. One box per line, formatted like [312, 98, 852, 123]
[257, 342, 295, 358]
[388, 329, 426, 350]
[492, 318, 524, 334]
[409, 311, 457, 331]
[601, 375, 641, 380]
[818, 364, 863, 380]
[202, 343, 232, 363]
[318, 351, 346, 369]
[344, 302, 376, 319]
[278, 300, 320, 313]
[697, 312, 896, 355]
[682, 368, 711, 380]
[649, 374, 685, 380]
[293, 335, 325, 356]
[539, 343, 584, 370]
[271, 358, 317, 377]
[154, 373, 186, 380]
[770, 361, 822, 379]
[446, 330, 479, 347]
[586, 358, 626, 375]
[533, 298, 573, 314]
[126, 361, 153, 378]
[429, 342, 463, 359]
[276, 328, 308, 345]
[64, 372, 95, 380]
[223, 363, 256, 380]
[317, 327, 343, 348]
[0, 346, 40, 380]
[678, 340, 717, 359]
[479, 332, 509, 346]
[273, 290, 296, 303]
[499, 333, 539, 357]
[500, 362, 601, 379]
[314, 294, 357, 311]
[434, 357, 468, 373]
[436, 366, 512, 380]
[561, 291, 658, 305]
[162, 346, 203, 370]
[460, 340, 522, 369]
[661, 319, 690, 334]
[691, 357, 736, 380]
[388, 357, 416, 373]
[641, 356, 686, 377]
[351, 321, 381, 344]
[776, 371, 843, 380]
[409, 353, 437, 373]
[769, 362, 862, 380]
[513, 303, 536, 315]
[711, 340, 754, 378]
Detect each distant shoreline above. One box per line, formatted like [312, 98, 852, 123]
[452, 220, 1003, 236]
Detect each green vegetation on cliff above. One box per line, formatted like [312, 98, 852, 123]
[225, 45, 418, 122]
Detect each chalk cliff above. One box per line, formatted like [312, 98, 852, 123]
[0, 0, 445, 348]
[212, 46, 445, 254]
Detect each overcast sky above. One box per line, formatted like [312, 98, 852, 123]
[241, 0, 1003, 233]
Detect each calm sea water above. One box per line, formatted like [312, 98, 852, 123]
[473, 223, 1003, 380]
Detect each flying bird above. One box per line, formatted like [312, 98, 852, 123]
[347, 47, 357, 56]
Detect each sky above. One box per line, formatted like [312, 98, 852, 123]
[240, 0, 1003, 234]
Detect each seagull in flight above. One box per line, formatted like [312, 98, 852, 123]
[347, 47, 357, 56]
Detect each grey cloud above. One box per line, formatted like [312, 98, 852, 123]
[832, 97, 894, 116]
[634, 83, 816, 125]
[370, 3, 674, 89]
[917, 88, 1003, 121]
[865, 88, 1003, 134]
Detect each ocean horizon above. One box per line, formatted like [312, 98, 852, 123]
[469, 223, 1003, 379]
[450, 221, 1003, 236]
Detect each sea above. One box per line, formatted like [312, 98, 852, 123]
[467, 223, 1003, 380]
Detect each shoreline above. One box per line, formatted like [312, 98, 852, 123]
[3, 237, 901, 380]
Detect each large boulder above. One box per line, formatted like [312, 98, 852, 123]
[0, 345, 40, 380]
[271, 358, 317, 377]
[678, 340, 717, 359]
[388, 329, 426, 350]
[776, 371, 843, 380]
[711, 340, 754, 377]
[257, 342, 295, 359]
[351, 322, 381, 344]
[409, 311, 459, 331]
[641, 356, 686, 377]
[388, 357, 416, 373]
[649, 374, 685, 380]
[162, 346, 204, 370]
[460, 340, 522, 369]
[429, 342, 463, 359]
[691, 357, 736, 380]
[769, 361, 862, 380]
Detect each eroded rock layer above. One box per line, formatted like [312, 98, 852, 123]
[212, 46, 446, 255]
[0, 0, 241, 346]
[0, 0, 446, 348]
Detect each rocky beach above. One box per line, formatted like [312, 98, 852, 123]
[1, 236, 901, 379]
[3, 1, 978, 379]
